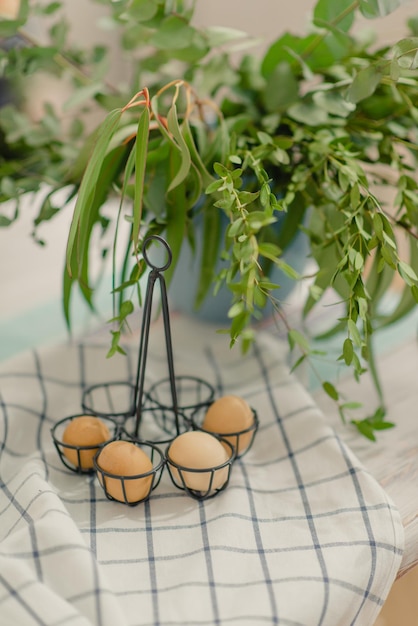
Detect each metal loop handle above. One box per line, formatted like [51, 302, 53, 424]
[142, 235, 172, 272]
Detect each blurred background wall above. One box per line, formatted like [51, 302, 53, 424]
[194, 0, 416, 44]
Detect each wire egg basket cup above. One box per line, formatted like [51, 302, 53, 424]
[190, 403, 260, 459]
[82, 381, 137, 423]
[51, 414, 120, 474]
[165, 436, 235, 501]
[94, 438, 165, 506]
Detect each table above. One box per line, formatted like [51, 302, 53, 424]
[0, 315, 404, 626]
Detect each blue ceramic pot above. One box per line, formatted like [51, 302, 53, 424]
[168, 210, 310, 324]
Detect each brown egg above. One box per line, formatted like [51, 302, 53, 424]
[167, 431, 231, 493]
[202, 395, 255, 454]
[96, 440, 153, 504]
[0, 0, 20, 20]
[62, 415, 111, 470]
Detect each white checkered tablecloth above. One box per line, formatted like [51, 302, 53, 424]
[0, 315, 403, 626]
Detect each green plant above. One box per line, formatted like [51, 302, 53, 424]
[1, 0, 418, 439]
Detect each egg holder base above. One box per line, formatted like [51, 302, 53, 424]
[50, 235, 258, 503]
[51, 378, 258, 502]
[81, 374, 215, 429]
[82, 375, 256, 501]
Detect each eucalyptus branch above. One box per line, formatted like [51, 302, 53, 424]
[16, 29, 119, 94]
[389, 216, 418, 240]
[299, 0, 360, 62]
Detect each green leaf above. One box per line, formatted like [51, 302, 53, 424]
[290, 354, 307, 373]
[352, 419, 376, 441]
[261, 32, 329, 77]
[261, 32, 300, 77]
[42, 2, 62, 15]
[113, 145, 137, 317]
[63, 234, 95, 330]
[182, 119, 213, 188]
[341, 402, 363, 410]
[373, 421, 395, 430]
[205, 26, 248, 47]
[128, 0, 158, 22]
[228, 301, 245, 318]
[247, 211, 276, 230]
[230, 310, 251, 344]
[276, 259, 301, 280]
[390, 59, 401, 80]
[66, 108, 122, 277]
[347, 64, 384, 103]
[288, 329, 311, 351]
[213, 162, 230, 177]
[287, 101, 330, 125]
[262, 62, 299, 112]
[354, 250, 364, 271]
[132, 105, 150, 247]
[347, 319, 362, 347]
[313, 91, 355, 117]
[166, 104, 192, 192]
[392, 37, 418, 69]
[170, 32, 210, 62]
[195, 210, 222, 309]
[106, 330, 127, 358]
[372, 213, 384, 241]
[322, 381, 339, 401]
[164, 149, 188, 287]
[67, 142, 129, 326]
[205, 179, 223, 194]
[343, 337, 354, 365]
[360, 0, 411, 18]
[380, 243, 397, 268]
[33, 195, 59, 226]
[198, 51, 239, 94]
[120, 299, 134, 318]
[304, 260, 336, 317]
[398, 260, 418, 285]
[63, 247, 80, 331]
[378, 238, 418, 327]
[408, 15, 418, 36]
[238, 191, 261, 208]
[258, 242, 281, 260]
[150, 16, 195, 50]
[313, 0, 355, 32]
[228, 217, 244, 237]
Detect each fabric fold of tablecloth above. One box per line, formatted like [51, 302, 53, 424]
[0, 315, 403, 626]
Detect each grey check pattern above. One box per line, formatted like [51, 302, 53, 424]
[0, 317, 403, 625]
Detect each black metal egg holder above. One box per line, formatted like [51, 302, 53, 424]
[51, 235, 257, 503]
